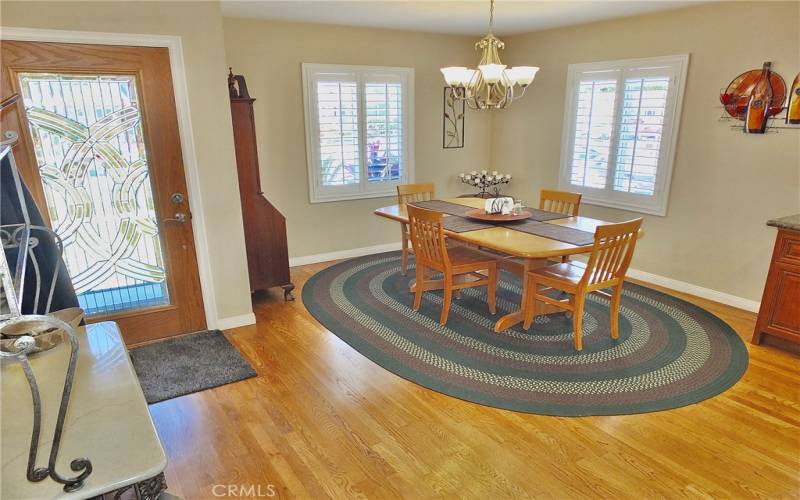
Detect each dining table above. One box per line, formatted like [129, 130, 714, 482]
[374, 197, 643, 332]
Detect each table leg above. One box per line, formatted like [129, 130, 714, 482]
[494, 257, 558, 333]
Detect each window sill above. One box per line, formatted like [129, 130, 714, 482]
[309, 190, 399, 204]
[580, 195, 667, 217]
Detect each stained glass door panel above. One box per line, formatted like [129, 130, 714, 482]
[18, 73, 168, 316]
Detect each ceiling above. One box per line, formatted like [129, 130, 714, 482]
[220, 0, 706, 36]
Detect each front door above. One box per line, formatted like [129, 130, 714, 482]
[1, 40, 206, 344]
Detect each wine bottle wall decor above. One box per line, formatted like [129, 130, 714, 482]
[720, 62, 800, 133]
[786, 73, 800, 124]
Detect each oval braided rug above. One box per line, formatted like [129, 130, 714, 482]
[303, 252, 748, 416]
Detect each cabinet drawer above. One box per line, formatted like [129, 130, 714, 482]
[777, 230, 800, 266]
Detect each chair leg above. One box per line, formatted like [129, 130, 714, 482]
[487, 265, 497, 315]
[400, 225, 409, 276]
[413, 264, 424, 311]
[440, 274, 453, 325]
[610, 285, 622, 340]
[572, 294, 586, 351]
[523, 275, 537, 330]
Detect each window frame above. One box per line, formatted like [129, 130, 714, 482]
[558, 55, 689, 216]
[302, 63, 414, 203]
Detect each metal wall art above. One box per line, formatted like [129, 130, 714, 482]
[443, 87, 465, 148]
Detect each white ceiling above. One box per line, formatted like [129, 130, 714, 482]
[221, 0, 706, 36]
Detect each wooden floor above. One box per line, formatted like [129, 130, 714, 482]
[151, 261, 800, 499]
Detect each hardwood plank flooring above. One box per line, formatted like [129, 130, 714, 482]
[150, 261, 800, 499]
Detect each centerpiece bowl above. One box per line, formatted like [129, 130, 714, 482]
[464, 209, 531, 222]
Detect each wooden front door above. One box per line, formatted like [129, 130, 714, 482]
[1, 41, 206, 344]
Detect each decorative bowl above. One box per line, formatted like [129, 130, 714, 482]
[464, 209, 531, 222]
[0, 307, 84, 355]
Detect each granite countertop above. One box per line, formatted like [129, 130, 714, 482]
[767, 214, 800, 231]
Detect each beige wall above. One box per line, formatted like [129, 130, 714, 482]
[1, 1, 254, 323]
[222, 18, 493, 258]
[492, 1, 800, 303]
[3, 1, 797, 311]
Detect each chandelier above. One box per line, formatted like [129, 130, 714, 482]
[441, 0, 539, 110]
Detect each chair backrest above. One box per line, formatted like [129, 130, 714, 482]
[540, 189, 582, 216]
[406, 205, 449, 270]
[397, 183, 435, 205]
[583, 218, 643, 287]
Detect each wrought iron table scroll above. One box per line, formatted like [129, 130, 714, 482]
[0, 144, 93, 492]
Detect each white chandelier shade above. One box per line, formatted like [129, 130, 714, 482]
[440, 0, 539, 109]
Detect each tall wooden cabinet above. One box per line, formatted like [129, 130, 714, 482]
[752, 215, 800, 345]
[228, 69, 294, 300]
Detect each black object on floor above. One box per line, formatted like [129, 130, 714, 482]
[129, 330, 257, 404]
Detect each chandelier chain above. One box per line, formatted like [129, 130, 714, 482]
[488, 0, 495, 34]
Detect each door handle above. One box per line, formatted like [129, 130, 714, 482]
[163, 212, 187, 224]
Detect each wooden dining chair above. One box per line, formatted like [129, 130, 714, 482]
[540, 189, 583, 264]
[397, 183, 435, 276]
[522, 218, 643, 351]
[540, 189, 582, 217]
[407, 205, 499, 325]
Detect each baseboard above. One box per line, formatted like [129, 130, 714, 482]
[215, 312, 257, 331]
[625, 267, 760, 313]
[289, 242, 402, 267]
[288, 243, 761, 313]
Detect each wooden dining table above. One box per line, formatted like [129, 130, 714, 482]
[374, 197, 642, 332]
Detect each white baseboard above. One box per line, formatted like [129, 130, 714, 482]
[625, 268, 760, 313]
[289, 242, 402, 267]
[215, 312, 257, 331]
[289, 243, 761, 313]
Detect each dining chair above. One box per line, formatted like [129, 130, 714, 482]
[397, 183, 435, 276]
[540, 189, 583, 264]
[540, 189, 582, 217]
[407, 205, 499, 325]
[521, 218, 643, 351]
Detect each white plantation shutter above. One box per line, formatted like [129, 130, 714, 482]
[570, 76, 618, 190]
[316, 80, 360, 186]
[303, 64, 414, 203]
[365, 81, 403, 183]
[559, 56, 688, 216]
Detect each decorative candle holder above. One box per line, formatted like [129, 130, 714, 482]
[458, 170, 512, 197]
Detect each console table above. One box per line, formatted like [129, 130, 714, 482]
[2, 322, 167, 499]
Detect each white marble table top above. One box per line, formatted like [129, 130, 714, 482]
[2, 321, 166, 499]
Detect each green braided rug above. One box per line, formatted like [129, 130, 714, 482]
[302, 251, 748, 416]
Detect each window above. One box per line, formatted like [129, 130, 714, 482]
[302, 64, 414, 203]
[559, 55, 688, 215]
